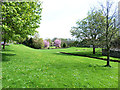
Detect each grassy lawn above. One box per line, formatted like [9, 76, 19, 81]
[2, 44, 118, 88]
[64, 47, 120, 61]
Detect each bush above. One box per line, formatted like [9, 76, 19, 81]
[23, 37, 34, 47]
[28, 38, 34, 48]
[33, 38, 44, 49]
[23, 37, 44, 49]
[23, 38, 29, 46]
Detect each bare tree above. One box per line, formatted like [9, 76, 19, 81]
[100, 0, 120, 67]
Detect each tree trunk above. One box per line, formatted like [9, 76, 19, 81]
[105, 47, 111, 67]
[93, 45, 95, 54]
[3, 39, 6, 49]
[105, 5, 111, 67]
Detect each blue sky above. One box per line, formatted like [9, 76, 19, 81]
[37, 0, 119, 39]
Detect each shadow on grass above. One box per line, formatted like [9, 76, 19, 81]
[54, 52, 120, 63]
[2, 53, 16, 62]
[2, 53, 16, 56]
[1, 50, 14, 52]
[70, 50, 102, 57]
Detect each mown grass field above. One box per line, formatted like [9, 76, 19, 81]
[2, 44, 119, 88]
[64, 47, 120, 61]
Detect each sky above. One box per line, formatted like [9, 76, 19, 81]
[37, 0, 119, 40]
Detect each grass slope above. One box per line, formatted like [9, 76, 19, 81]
[2, 44, 118, 88]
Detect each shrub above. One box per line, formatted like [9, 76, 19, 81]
[23, 37, 44, 49]
[33, 38, 44, 49]
[23, 37, 31, 46]
[28, 38, 34, 48]
[62, 43, 67, 48]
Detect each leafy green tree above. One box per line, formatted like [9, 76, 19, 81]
[71, 9, 105, 54]
[71, 41, 79, 47]
[1, 1, 42, 49]
[12, 34, 26, 44]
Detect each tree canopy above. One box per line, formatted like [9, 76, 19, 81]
[1, 1, 42, 49]
[71, 9, 105, 54]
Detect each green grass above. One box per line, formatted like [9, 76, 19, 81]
[64, 47, 120, 61]
[49, 46, 56, 49]
[2, 44, 118, 88]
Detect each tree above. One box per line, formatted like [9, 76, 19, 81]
[71, 9, 105, 54]
[1, 1, 42, 49]
[60, 38, 68, 48]
[111, 36, 120, 49]
[52, 37, 57, 42]
[54, 39, 61, 48]
[33, 32, 40, 41]
[44, 40, 50, 48]
[46, 38, 51, 46]
[72, 41, 79, 47]
[100, 0, 120, 67]
[12, 35, 26, 44]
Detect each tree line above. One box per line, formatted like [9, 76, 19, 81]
[22, 35, 76, 49]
